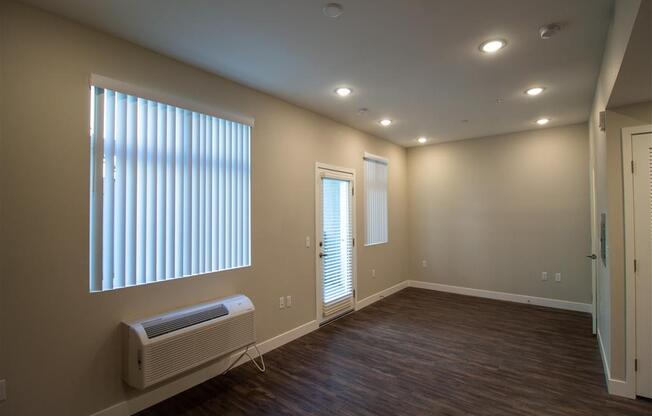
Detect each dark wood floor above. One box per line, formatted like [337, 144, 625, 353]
[138, 288, 652, 415]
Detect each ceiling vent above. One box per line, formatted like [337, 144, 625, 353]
[323, 3, 344, 18]
[539, 23, 562, 39]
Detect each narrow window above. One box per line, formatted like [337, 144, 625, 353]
[363, 153, 388, 245]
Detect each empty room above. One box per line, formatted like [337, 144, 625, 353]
[1, 0, 652, 415]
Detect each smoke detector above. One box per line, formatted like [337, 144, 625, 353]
[539, 23, 561, 39]
[323, 3, 344, 18]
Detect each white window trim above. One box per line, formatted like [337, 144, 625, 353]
[90, 74, 255, 127]
[89, 80, 252, 292]
[363, 152, 389, 165]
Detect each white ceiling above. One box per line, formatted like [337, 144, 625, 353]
[23, 0, 613, 146]
[608, 0, 651, 109]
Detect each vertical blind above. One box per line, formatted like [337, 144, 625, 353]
[364, 154, 388, 245]
[90, 86, 251, 292]
[321, 177, 354, 319]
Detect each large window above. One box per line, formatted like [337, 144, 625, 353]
[363, 153, 388, 245]
[89, 79, 251, 292]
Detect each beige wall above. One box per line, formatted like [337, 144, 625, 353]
[0, 3, 5, 408]
[605, 101, 652, 380]
[588, 0, 642, 381]
[0, 3, 408, 415]
[407, 124, 592, 303]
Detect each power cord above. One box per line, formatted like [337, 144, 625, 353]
[246, 344, 266, 372]
[221, 344, 266, 375]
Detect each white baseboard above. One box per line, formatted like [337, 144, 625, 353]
[598, 329, 613, 386]
[91, 279, 598, 416]
[256, 319, 319, 355]
[597, 330, 635, 398]
[94, 278, 411, 416]
[92, 320, 319, 416]
[356, 280, 408, 310]
[407, 280, 592, 313]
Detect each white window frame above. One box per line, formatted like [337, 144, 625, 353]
[89, 74, 254, 292]
[363, 152, 389, 246]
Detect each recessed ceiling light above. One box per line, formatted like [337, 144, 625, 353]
[480, 39, 506, 53]
[323, 3, 343, 18]
[536, 118, 550, 125]
[417, 137, 428, 144]
[335, 87, 352, 97]
[379, 119, 392, 127]
[525, 87, 545, 96]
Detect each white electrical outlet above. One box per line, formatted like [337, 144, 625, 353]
[422, 260, 428, 268]
[0, 379, 6, 402]
[371, 269, 376, 278]
[305, 236, 311, 248]
[279, 296, 285, 309]
[555, 272, 561, 282]
[286, 295, 292, 307]
[542, 272, 548, 281]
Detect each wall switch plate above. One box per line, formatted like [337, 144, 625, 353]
[542, 272, 548, 281]
[371, 269, 376, 278]
[279, 296, 285, 309]
[422, 260, 428, 268]
[555, 272, 561, 282]
[286, 295, 292, 307]
[305, 236, 311, 248]
[0, 379, 6, 402]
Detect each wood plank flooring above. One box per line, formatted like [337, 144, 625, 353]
[138, 288, 652, 415]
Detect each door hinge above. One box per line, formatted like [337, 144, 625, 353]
[635, 359, 638, 372]
[352, 238, 355, 247]
[631, 160, 635, 174]
[353, 289, 356, 298]
[352, 186, 355, 196]
[634, 259, 638, 273]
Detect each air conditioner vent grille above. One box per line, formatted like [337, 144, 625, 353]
[142, 311, 255, 385]
[142, 304, 228, 339]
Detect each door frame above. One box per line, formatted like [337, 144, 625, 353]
[622, 124, 652, 397]
[590, 165, 598, 335]
[314, 162, 357, 324]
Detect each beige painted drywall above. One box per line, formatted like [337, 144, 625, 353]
[0, 3, 5, 411]
[588, 0, 642, 382]
[605, 101, 652, 380]
[0, 2, 408, 415]
[407, 124, 592, 303]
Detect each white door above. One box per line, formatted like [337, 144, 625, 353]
[633, 132, 652, 398]
[316, 166, 356, 324]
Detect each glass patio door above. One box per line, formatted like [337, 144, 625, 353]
[316, 167, 355, 323]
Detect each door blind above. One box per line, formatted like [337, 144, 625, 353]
[89, 86, 251, 291]
[321, 177, 354, 318]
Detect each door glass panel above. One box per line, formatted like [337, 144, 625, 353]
[321, 177, 353, 318]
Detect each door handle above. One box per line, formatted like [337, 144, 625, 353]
[319, 252, 328, 258]
[586, 254, 597, 260]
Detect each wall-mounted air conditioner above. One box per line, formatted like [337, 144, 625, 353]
[122, 294, 255, 389]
